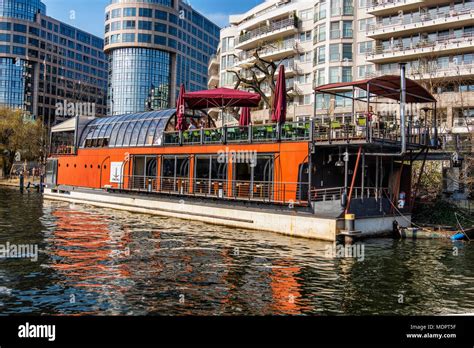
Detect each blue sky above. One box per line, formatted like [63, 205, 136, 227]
[42, 0, 265, 38]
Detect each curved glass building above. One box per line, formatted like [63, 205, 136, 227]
[104, 0, 220, 115]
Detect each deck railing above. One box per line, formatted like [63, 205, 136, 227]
[311, 186, 389, 202]
[367, 5, 474, 32]
[120, 175, 308, 206]
[162, 118, 437, 148]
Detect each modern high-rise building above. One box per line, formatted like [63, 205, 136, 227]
[211, 0, 473, 135]
[104, 0, 220, 115]
[0, 0, 108, 124]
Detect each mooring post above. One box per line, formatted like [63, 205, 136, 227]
[19, 173, 24, 191]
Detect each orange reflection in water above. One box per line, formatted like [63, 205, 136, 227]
[270, 262, 303, 315]
[48, 209, 131, 288]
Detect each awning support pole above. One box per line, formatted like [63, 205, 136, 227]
[345, 145, 363, 215]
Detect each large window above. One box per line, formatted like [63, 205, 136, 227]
[233, 155, 274, 200]
[161, 156, 190, 194]
[194, 156, 227, 196]
[130, 155, 158, 190]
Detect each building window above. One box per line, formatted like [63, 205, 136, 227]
[329, 44, 339, 62]
[318, 24, 326, 42]
[342, 43, 352, 61]
[317, 68, 326, 86]
[299, 31, 312, 42]
[138, 34, 151, 43]
[123, 20, 136, 29]
[123, 8, 136, 17]
[138, 21, 152, 30]
[317, 46, 326, 64]
[329, 67, 339, 83]
[155, 22, 166, 33]
[342, 67, 352, 82]
[358, 41, 373, 54]
[342, 21, 353, 38]
[111, 9, 121, 18]
[139, 8, 153, 17]
[330, 22, 340, 39]
[155, 10, 167, 20]
[299, 9, 313, 21]
[122, 33, 135, 42]
[110, 21, 121, 31]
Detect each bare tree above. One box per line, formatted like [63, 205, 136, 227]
[227, 40, 299, 113]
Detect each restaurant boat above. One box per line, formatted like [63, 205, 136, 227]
[44, 67, 439, 241]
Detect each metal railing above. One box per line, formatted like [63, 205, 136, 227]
[368, 32, 474, 57]
[311, 186, 388, 202]
[367, 0, 421, 10]
[312, 118, 438, 147]
[368, 5, 474, 31]
[162, 118, 438, 148]
[121, 175, 308, 206]
[237, 17, 298, 44]
[238, 41, 298, 61]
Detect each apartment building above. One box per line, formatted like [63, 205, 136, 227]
[210, 0, 375, 124]
[0, 0, 108, 124]
[210, 0, 473, 135]
[366, 0, 474, 136]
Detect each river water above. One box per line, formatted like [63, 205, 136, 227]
[0, 187, 473, 315]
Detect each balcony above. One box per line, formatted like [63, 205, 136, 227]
[208, 54, 219, 70]
[288, 82, 304, 96]
[366, 32, 474, 63]
[237, 41, 301, 68]
[208, 74, 219, 88]
[367, 0, 425, 16]
[369, 63, 474, 80]
[242, 62, 302, 81]
[235, 17, 299, 51]
[367, 6, 474, 39]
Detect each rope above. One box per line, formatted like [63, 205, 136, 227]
[455, 212, 471, 242]
[385, 195, 425, 229]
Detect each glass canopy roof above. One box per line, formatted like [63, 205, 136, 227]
[79, 109, 176, 148]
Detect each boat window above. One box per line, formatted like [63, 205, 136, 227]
[233, 154, 274, 200]
[194, 156, 227, 196]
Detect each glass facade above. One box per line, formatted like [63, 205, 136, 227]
[109, 0, 174, 7]
[0, 0, 46, 21]
[0, 58, 26, 109]
[108, 48, 171, 115]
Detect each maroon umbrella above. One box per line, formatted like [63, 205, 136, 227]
[184, 87, 261, 109]
[239, 107, 251, 126]
[175, 84, 186, 131]
[272, 65, 287, 124]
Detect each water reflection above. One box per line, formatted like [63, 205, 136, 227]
[0, 188, 473, 315]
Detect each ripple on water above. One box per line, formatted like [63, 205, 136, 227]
[0, 188, 473, 315]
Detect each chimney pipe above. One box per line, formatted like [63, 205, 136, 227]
[399, 63, 407, 155]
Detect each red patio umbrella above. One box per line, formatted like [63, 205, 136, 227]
[272, 65, 287, 125]
[184, 87, 261, 109]
[176, 84, 186, 131]
[239, 107, 251, 126]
